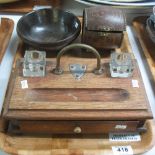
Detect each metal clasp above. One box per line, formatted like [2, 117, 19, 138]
[69, 64, 87, 80]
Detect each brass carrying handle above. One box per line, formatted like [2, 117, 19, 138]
[52, 43, 104, 75]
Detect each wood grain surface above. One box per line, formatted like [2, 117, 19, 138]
[0, 18, 14, 63]
[8, 59, 149, 111]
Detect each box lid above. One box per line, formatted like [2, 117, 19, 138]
[84, 6, 126, 32]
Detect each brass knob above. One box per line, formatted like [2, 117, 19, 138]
[74, 127, 82, 134]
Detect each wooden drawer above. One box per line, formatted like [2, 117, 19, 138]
[8, 120, 142, 135]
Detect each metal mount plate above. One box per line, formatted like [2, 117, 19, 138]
[69, 64, 87, 80]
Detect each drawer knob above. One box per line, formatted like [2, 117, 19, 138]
[74, 127, 82, 133]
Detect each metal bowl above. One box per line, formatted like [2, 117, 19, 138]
[17, 8, 81, 51]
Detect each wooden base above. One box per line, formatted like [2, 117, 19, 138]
[0, 120, 154, 155]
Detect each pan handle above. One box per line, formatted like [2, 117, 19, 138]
[52, 43, 104, 75]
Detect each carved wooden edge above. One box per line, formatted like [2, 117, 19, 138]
[0, 18, 14, 63]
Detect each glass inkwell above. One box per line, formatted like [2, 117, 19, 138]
[23, 50, 46, 77]
[110, 52, 134, 78]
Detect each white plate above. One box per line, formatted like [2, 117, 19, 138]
[102, 0, 145, 2]
[76, 0, 155, 6]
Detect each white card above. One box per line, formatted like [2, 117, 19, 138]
[109, 133, 141, 142]
[132, 80, 139, 88]
[112, 146, 133, 155]
[21, 80, 28, 89]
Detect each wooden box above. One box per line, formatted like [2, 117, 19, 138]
[2, 32, 153, 135]
[82, 6, 126, 49]
[3, 56, 153, 135]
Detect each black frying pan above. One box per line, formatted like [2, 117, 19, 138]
[17, 8, 81, 50]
